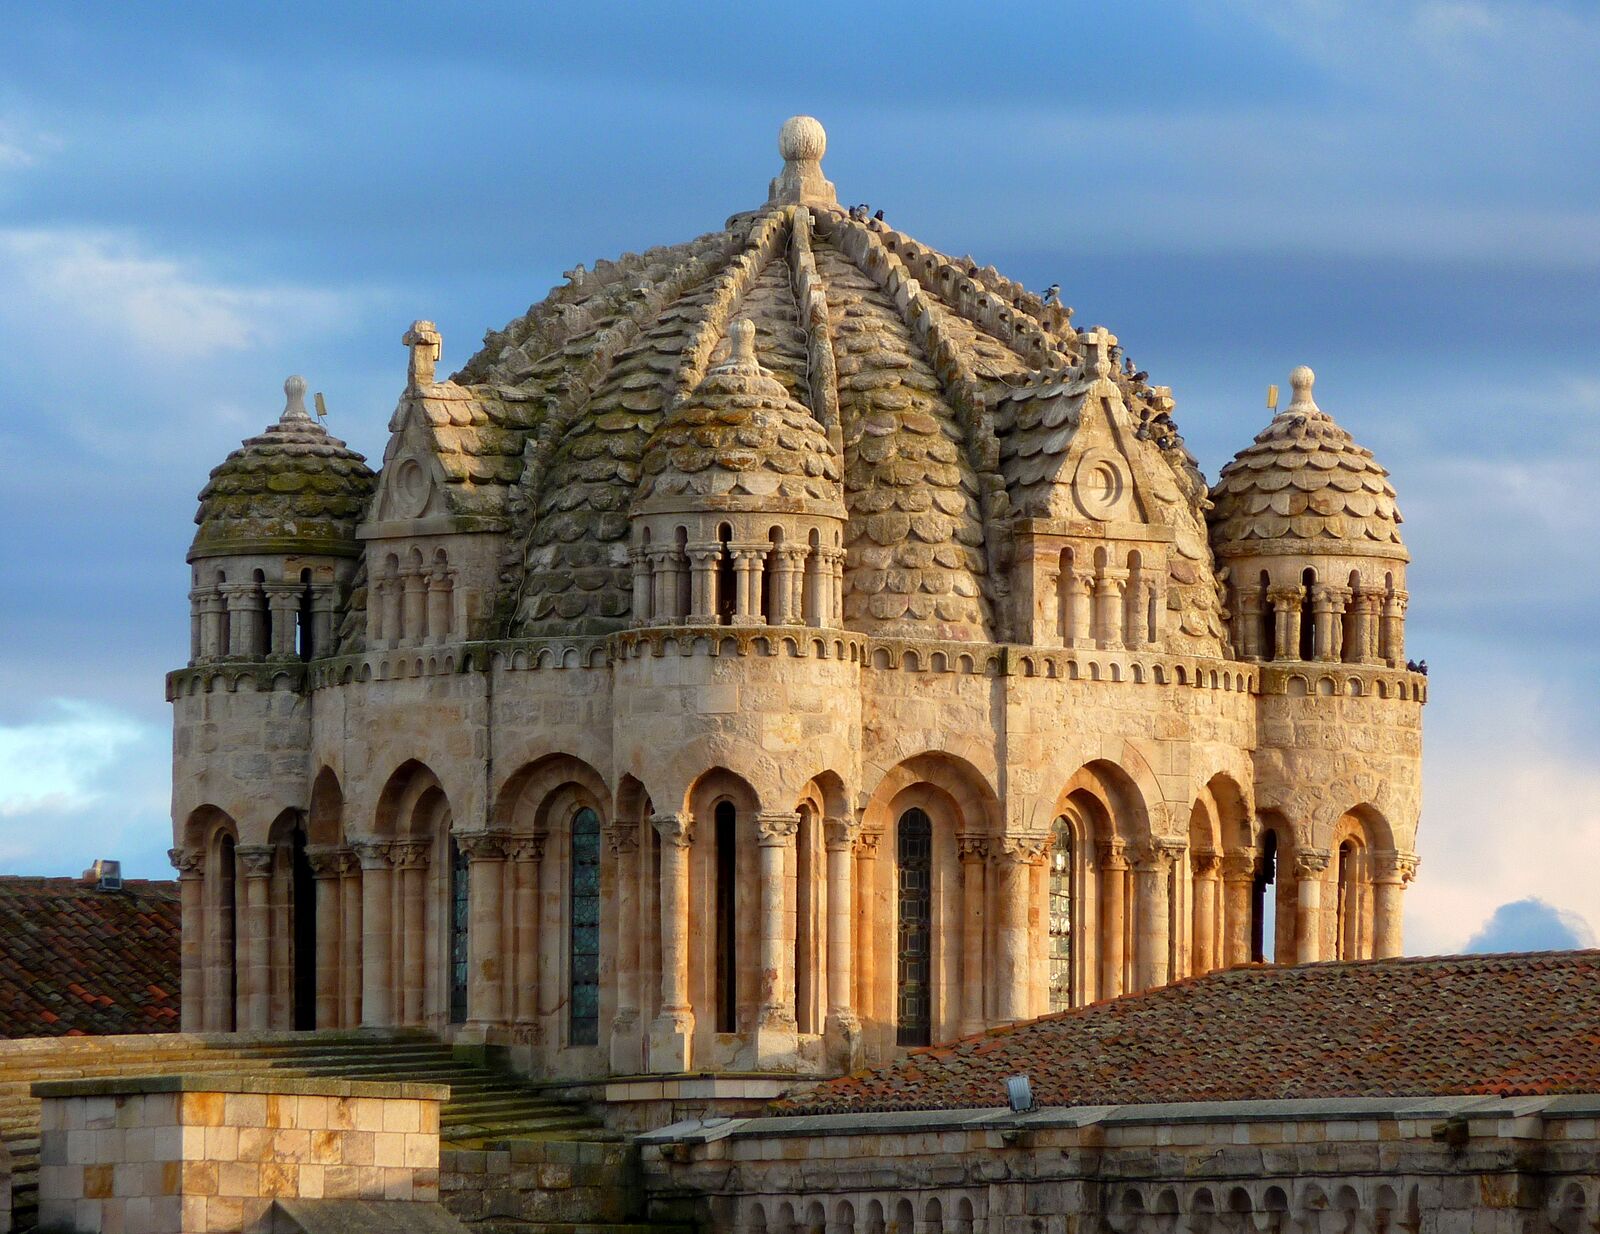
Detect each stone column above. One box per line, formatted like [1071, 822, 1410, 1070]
[1310, 586, 1336, 662]
[822, 816, 861, 1068]
[459, 832, 507, 1029]
[1344, 590, 1368, 664]
[338, 851, 362, 1028]
[755, 812, 800, 1064]
[427, 567, 452, 643]
[1064, 568, 1095, 648]
[187, 589, 205, 663]
[956, 836, 988, 1036]
[853, 830, 880, 1037]
[1132, 841, 1172, 992]
[221, 582, 260, 658]
[400, 569, 426, 645]
[310, 585, 338, 659]
[1237, 586, 1264, 660]
[236, 845, 275, 1031]
[1094, 568, 1129, 651]
[769, 549, 797, 626]
[390, 841, 429, 1025]
[729, 546, 768, 625]
[306, 848, 343, 1029]
[1268, 586, 1303, 661]
[603, 824, 642, 1072]
[169, 848, 205, 1030]
[1191, 851, 1221, 976]
[508, 837, 542, 1029]
[1221, 850, 1255, 967]
[1123, 578, 1150, 651]
[996, 835, 1048, 1024]
[264, 583, 301, 657]
[649, 549, 677, 623]
[1294, 849, 1331, 963]
[803, 548, 827, 626]
[1361, 593, 1385, 664]
[828, 548, 846, 625]
[1382, 589, 1409, 667]
[649, 813, 695, 1072]
[1372, 852, 1418, 958]
[629, 548, 653, 625]
[1097, 840, 1128, 999]
[686, 545, 722, 624]
[784, 547, 808, 625]
[380, 575, 403, 648]
[355, 841, 394, 1027]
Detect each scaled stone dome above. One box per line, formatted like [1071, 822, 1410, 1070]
[1208, 367, 1405, 557]
[452, 118, 1216, 642]
[635, 317, 844, 514]
[190, 376, 376, 561]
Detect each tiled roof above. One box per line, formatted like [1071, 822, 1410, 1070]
[777, 952, 1600, 1115]
[0, 876, 181, 1037]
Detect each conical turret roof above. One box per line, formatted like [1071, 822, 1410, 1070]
[1208, 367, 1406, 558]
[190, 376, 376, 561]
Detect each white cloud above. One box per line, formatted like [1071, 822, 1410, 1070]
[0, 228, 353, 363]
[1404, 667, 1600, 955]
[0, 700, 171, 875]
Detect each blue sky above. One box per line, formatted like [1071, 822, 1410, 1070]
[0, 1, 1595, 954]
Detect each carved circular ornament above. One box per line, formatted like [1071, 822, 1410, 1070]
[394, 459, 431, 518]
[1072, 448, 1128, 521]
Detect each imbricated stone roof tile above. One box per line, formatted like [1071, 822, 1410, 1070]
[0, 876, 181, 1037]
[778, 952, 1600, 1115]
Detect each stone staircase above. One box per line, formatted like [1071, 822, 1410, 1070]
[0, 1030, 680, 1233]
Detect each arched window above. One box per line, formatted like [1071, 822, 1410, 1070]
[794, 806, 818, 1034]
[1252, 830, 1278, 962]
[896, 807, 933, 1047]
[716, 525, 735, 624]
[714, 801, 737, 1032]
[449, 837, 469, 1024]
[289, 824, 316, 1030]
[1259, 569, 1274, 661]
[569, 807, 602, 1045]
[1336, 839, 1361, 960]
[217, 834, 238, 1031]
[1299, 567, 1317, 661]
[673, 526, 691, 619]
[1049, 818, 1075, 1012]
[297, 569, 315, 660]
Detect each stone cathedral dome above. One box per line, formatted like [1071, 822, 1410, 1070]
[1208, 367, 1406, 558]
[450, 118, 1219, 644]
[189, 376, 376, 561]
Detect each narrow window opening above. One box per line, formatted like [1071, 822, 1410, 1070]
[1049, 818, 1075, 1012]
[448, 838, 469, 1024]
[1252, 831, 1278, 963]
[1259, 569, 1274, 660]
[219, 835, 238, 1031]
[1299, 567, 1317, 661]
[297, 569, 314, 660]
[896, 807, 933, 1047]
[673, 526, 691, 619]
[569, 807, 602, 1045]
[290, 825, 317, 1030]
[795, 808, 815, 1033]
[714, 801, 737, 1032]
[716, 525, 735, 625]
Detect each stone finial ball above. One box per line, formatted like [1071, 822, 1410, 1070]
[285, 374, 308, 399]
[779, 115, 826, 163]
[1290, 365, 1315, 393]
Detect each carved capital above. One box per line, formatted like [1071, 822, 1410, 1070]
[957, 834, 990, 863]
[756, 811, 800, 845]
[604, 821, 640, 857]
[305, 846, 343, 879]
[236, 845, 275, 879]
[1191, 849, 1222, 878]
[854, 829, 882, 858]
[1374, 850, 1421, 885]
[389, 840, 431, 870]
[997, 833, 1050, 866]
[1096, 839, 1128, 872]
[651, 813, 695, 848]
[456, 830, 507, 862]
[1267, 585, 1304, 610]
[1221, 849, 1256, 881]
[167, 847, 203, 878]
[823, 815, 858, 851]
[1294, 848, 1332, 878]
[337, 849, 361, 877]
[352, 840, 393, 871]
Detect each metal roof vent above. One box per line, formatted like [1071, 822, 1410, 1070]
[91, 859, 123, 892]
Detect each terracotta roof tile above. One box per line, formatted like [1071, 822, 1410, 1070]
[0, 876, 180, 1038]
[777, 952, 1600, 1115]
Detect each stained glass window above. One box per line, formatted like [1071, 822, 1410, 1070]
[896, 808, 932, 1047]
[1049, 820, 1074, 1013]
[449, 838, 469, 1024]
[570, 808, 602, 1045]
